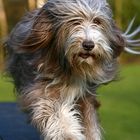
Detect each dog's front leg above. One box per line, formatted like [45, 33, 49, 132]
[32, 98, 85, 140]
[78, 96, 101, 140]
[22, 88, 85, 140]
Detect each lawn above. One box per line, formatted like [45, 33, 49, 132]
[0, 75, 15, 102]
[98, 64, 140, 140]
[0, 64, 140, 140]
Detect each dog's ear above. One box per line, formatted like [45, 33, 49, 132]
[111, 23, 126, 58]
[7, 9, 53, 53]
[111, 19, 140, 57]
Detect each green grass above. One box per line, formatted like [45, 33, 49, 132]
[0, 74, 16, 102]
[98, 64, 140, 140]
[0, 64, 140, 139]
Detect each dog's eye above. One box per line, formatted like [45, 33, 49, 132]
[93, 18, 101, 25]
[69, 19, 81, 26]
[73, 22, 80, 26]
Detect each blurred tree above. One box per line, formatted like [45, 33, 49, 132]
[28, 0, 46, 10]
[3, 0, 28, 32]
[114, 0, 122, 27]
[0, 0, 7, 36]
[0, 0, 29, 71]
[28, 0, 37, 10]
[0, 0, 8, 71]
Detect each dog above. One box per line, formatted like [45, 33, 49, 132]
[5, 0, 140, 140]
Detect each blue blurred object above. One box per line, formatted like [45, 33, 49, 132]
[0, 103, 40, 140]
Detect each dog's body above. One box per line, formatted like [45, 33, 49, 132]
[5, 0, 140, 140]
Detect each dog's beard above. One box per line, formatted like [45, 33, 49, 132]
[65, 32, 117, 84]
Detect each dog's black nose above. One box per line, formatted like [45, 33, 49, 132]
[82, 40, 95, 51]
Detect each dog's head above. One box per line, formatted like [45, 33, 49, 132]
[9, 0, 139, 84]
[44, 0, 125, 83]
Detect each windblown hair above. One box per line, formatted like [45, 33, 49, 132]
[5, 0, 140, 140]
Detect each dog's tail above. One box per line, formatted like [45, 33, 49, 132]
[122, 17, 140, 54]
